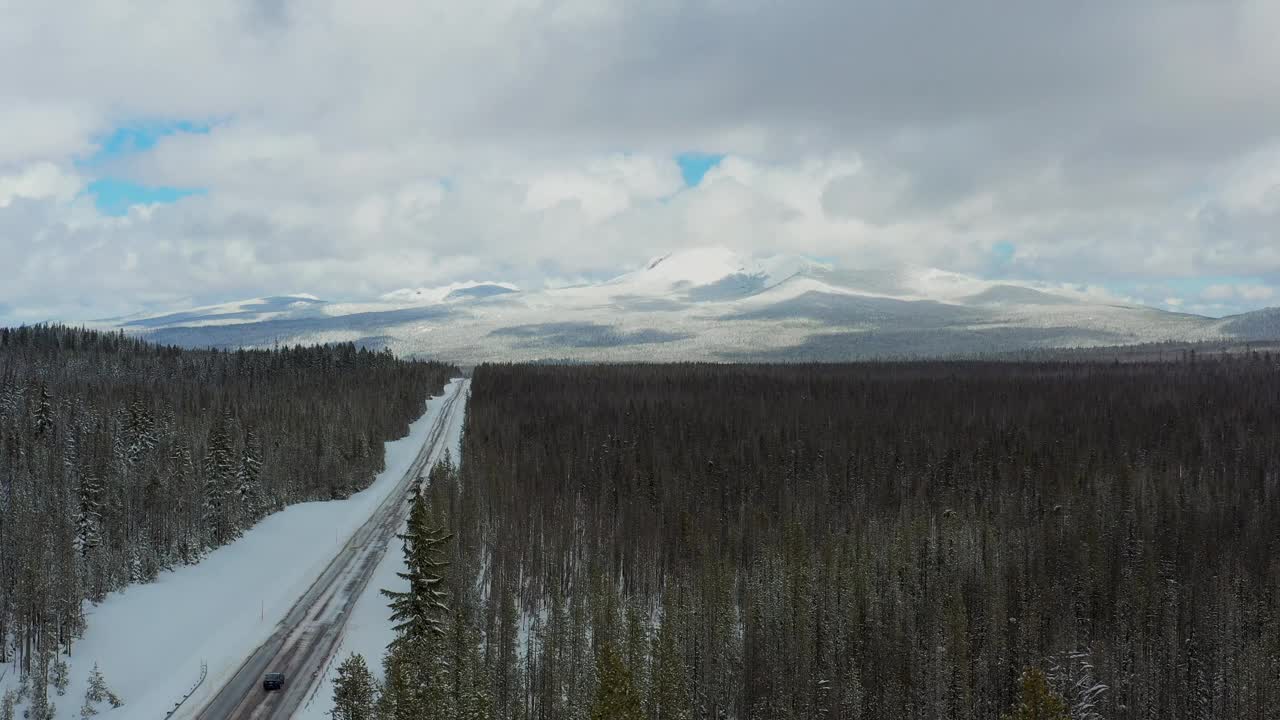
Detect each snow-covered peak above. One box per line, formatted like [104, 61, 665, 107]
[605, 247, 835, 297]
[613, 247, 752, 288]
[754, 254, 833, 287]
[379, 281, 520, 305]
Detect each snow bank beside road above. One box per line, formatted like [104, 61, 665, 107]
[1, 378, 465, 720]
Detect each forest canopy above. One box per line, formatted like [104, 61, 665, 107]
[449, 360, 1280, 720]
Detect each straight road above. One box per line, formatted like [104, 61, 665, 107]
[191, 379, 468, 719]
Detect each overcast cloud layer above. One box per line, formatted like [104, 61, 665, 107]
[3, 0, 1279, 323]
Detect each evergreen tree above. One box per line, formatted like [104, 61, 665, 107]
[83, 662, 121, 710]
[125, 397, 156, 465]
[450, 607, 495, 720]
[330, 652, 377, 720]
[28, 631, 55, 720]
[382, 490, 452, 648]
[378, 489, 457, 720]
[202, 416, 235, 546]
[27, 680, 50, 720]
[33, 382, 54, 436]
[74, 474, 102, 557]
[237, 428, 264, 523]
[492, 570, 521, 719]
[1001, 669, 1071, 720]
[378, 640, 455, 720]
[170, 442, 199, 564]
[590, 643, 644, 720]
[51, 657, 69, 695]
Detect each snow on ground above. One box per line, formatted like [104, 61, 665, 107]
[295, 380, 468, 719]
[0, 378, 466, 720]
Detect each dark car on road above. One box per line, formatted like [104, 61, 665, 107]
[263, 672, 285, 691]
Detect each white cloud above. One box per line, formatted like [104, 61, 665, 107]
[0, 102, 99, 165]
[0, 163, 82, 207]
[1202, 283, 1275, 302]
[1239, 285, 1276, 301]
[3, 0, 1280, 322]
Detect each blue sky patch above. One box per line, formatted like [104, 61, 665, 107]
[676, 152, 725, 187]
[75, 118, 216, 214]
[85, 119, 214, 166]
[86, 179, 204, 216]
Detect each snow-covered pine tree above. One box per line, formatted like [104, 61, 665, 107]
[330, 653, 377, 720]
[33, 382, 54, 436]
[125, 397, 156, 465]
[378, 489, 457, 720]
[26, 618, 57, 720]
[170, 442, 199, 564]
[52, 657, 69, 695]
[83, 662, 120, 708]
[74, 474, 102, 557]
[378, 639, 455, 720]
[237, 428, 264, 523]
[202, 416, 235, 546]
[85, 662, 107, 703]
[382, 490, 452, 647]
[27, 670, 50, 720]
[452, 609, 495, 720]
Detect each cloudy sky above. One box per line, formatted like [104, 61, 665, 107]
[3, 0, 1279, 323]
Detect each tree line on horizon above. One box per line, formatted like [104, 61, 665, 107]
[0, 324, 455, 717]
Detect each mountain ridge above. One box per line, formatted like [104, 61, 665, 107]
[96, 247, 1280, 362]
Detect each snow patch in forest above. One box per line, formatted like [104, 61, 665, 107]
[0, 378, 466, 720]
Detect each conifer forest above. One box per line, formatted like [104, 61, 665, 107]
[4, 327, 1280, 720]
[0, 326, 454, 689]
[369, 360, 1279, 720]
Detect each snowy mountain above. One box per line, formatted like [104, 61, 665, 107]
[104, 247, 1279, 362]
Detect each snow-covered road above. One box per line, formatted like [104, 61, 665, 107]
[190, 377, 468, 719]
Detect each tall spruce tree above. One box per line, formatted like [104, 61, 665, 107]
[377, 487, 457, 719]
[382, 489, 452, 647]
